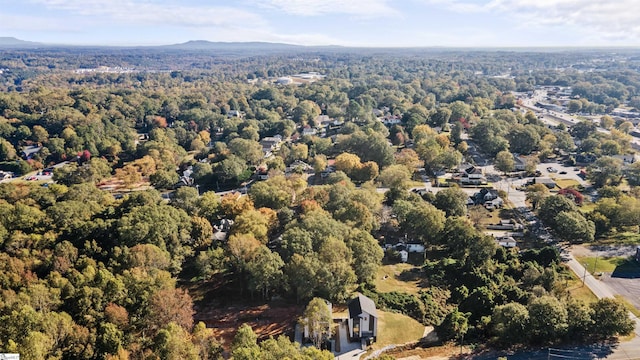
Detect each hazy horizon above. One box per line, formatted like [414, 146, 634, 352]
[2, 1, 640, 48]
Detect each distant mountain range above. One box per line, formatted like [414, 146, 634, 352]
[0, 37, 331, 51]
[0, 37, 43, 48]
[163, 40, 309, 51]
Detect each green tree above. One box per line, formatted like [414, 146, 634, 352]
[566, 300, 594, 340]
[378, 164, 412, 190]
[437, 308, 469, 342]
[218, 155, 249, 182]
[588, 156, 623, 188]
[590, 298, 635, 338]
[153, 322, 199, 360]
[567, 99, 583, 113]
[538, 195, 577, 228]
[555, 211, 595, 243]
[97, 322, 123, 355]
[171, 186, 200, 215]
[491, 302, 530, 345]
[191, 216, 214, 249]
[299, 297, 333, 349]
[600, 115, 615, 129]
[228, 138, 263, 165]
[285, 254, 320, 303]
[508, 125, 540, 154]
[231, 324, 261, 360]
[0, 138, 17, 161]
[346, 231, 384, 285]
[249, 176, 295, 210]
[192, 321, 224, 360]
[292, 100, 321, 125]
[150, 169, 179, 189]
[393, 200, 446, 245]
[433, 187, 468, 217]
[316, 237, 356, 302]
[494, 150, 515, 174]
[232, 209, 270, 244]
[527, 296, 568, 343]
[247, 246, 284, 300]
[525, 183, 550, 210]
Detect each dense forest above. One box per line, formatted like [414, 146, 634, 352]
[0, 46, 638, 359]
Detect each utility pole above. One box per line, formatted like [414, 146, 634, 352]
[582, 263, 587, 287]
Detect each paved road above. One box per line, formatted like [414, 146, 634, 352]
[520, 91, 640, 151]
[460, 164, 640, 359]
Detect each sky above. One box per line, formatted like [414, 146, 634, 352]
[1, 0, 640, 47]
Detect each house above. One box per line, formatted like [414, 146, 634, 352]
[256, 170, 269, 181]
[474, 188, 499, 204]
[227, 110, 244, 118]
[348, 294, 377, 342]
[533, 177, 556, 189]
[301, 126, 317, 136]
[487, 219, 523, 230]
[0, 171, 13, 180]
[461, 165, 484, 175]
[398, 250, 409, 263]
[461, 173, 487, 186]
[381, 115, 402, 126]
[218, 219, 234, 232]
[484, 197, 504, 210]
[275, 77, 293, 85]
[21, 145, 42, 160]
[406, 243, 425, 253]
[287, 160, 313, 174]
[513, 154, 527, 171]
[260, 135, 283, 154]
[613, 153, 639, 166]
[497, 236, 517, 248]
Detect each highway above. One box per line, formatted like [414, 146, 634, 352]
[520, 91, 640, 151]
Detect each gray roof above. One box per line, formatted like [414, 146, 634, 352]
[348, 294, 377, 318]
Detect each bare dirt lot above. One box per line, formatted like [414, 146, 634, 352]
[194, 300, 303, 348]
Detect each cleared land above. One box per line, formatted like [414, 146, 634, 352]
[372, 310, 426, 350]
[563, 267, 599, 303]
[552, 178, 581, 189]
[375, 263, 424, 295]
[575, 256, 639, 275]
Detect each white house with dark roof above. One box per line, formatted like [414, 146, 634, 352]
[347, 294, 377, 342]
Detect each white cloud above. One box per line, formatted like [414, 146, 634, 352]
[257, 0, 399, 18]
[27, 0, 268, 29]
[422, 0, 640, 43]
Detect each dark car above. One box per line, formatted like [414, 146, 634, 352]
[559, 171, 567, 174]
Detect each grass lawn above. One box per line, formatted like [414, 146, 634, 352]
[552, 178, 580, 189]
[574, 256, 640, 274]
[372, 310, 425, 350]
[375, 263, 423, 295]
[563, 269, 599, 303]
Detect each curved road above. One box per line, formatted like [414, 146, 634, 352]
[466, 173, 640, 359]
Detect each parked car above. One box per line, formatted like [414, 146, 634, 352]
[546, 167, 557, 173]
